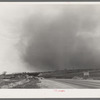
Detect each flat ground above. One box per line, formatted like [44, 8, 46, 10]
[0, 78, 100, 88]
[38, 78, 100, 88]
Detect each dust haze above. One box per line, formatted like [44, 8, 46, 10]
[17, 4, 100, 72]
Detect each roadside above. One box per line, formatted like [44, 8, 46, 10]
[38, 78, 76, 88]
[0, 78, 40, 89]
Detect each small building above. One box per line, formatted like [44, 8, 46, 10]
[83, 71, 90, 79]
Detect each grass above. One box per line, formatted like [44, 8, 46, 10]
[0, 78, 41, 89]
[12, 78, 40, 88]
[0, 79, 18, 88]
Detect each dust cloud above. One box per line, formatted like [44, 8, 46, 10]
[17, 5, 100, 71]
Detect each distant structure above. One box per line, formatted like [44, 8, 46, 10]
[83, 71, 89, 79]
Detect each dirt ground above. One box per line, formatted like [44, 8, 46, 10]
[0, 78, 40, 89]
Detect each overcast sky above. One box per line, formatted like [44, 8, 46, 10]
[0, 3, 100, 73]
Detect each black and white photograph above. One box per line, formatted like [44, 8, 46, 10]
[0, 2, 100, 89]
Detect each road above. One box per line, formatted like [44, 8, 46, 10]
[38, 78, 100, 88]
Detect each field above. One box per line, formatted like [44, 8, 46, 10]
[0, 78, 40, 89]
[0, 69, 100, 88]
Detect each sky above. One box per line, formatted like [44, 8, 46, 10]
[0, 3, 100, 73]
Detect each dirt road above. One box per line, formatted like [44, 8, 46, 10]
[38, 79, 77, 88]
[38, 78, 100, 88]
